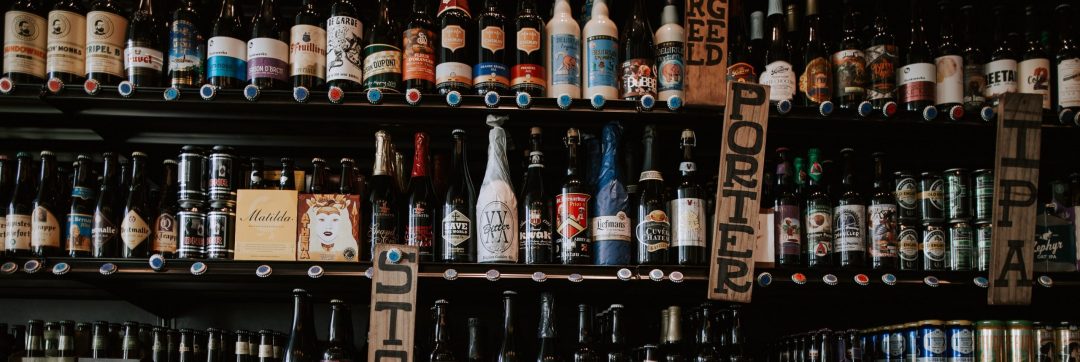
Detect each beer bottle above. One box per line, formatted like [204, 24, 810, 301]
[799, 0, 831, 110]
[30, 151, 61, 257]
[233, 330, 249, 362]
[655, 0, 684, 102]
[473, 0, 508, 96]
[441, 129, 476, 262]
[339, 158, 356, 195]
[46, 0, 86, 85]
[606, 305, 627, 362]
[92, 152, 120, 258]
[573, 304, 598, 362]
[368, 131, 400, 260]
[247, 158, 263, 189]
[406, 132, 436, 261]
[393, 150, 408, 195]
[167, 0, 205, 89]
[496, 291, 518, 362]
[207, 0, 246, 89]
[124, 0, 163, 88]
[535, 293, 557, 362]
[985, 4, 1017, 107]
[725, 2, 755, 84]
[545, 0, 579, 98]
[747, 11, 765, 77]
[773, 148, 800, 267]
[402, 0, 435, 95]
[519, 128, 552, 264]
[869, 152, 898, 270]
[57, 321, 75, 359]
[636, 125, 670, 265]
[149, 160, 174, 257]
[284, 289, 316, 362]
[619, 0, 656, 101]
[466, 318, 483, 362]
[120, 152, 152, 259]
[476, 116, 518, 263]
[803, 149, 832, 268]
[833, 0, 866, 110]
[256, 330, 273, 362]
[435, 0, 471, 95]
[25, 320, 44, 358]
[325, 0, 363, 93]
[178, 329, 194, 362]
[1058, 3, 1080, 125]
[510, 0, 543, 97]
[784, 1, 800, 62]
[959, 4, 987, 119]
[85, 0, 127, 86]
[152, 327, 167, 362]
[694, 306, 721, 362]
[592, 122, 628, 265]
[430, 300, 455, 362]
[278, 158, 295, 190]
[866, 2, 898, 114]
[899, 1, 936, 120]
[66, 155, 96, 257]
[1019, 4, 1051, 112]
[120, 322, 139, 360]
[247, 0, 289, 90]
[3, 0, 48, 84]
[935, 0, 964, 120]
[834, 148, 866, 268]
[289, 0, 325, 91]
[661, 306, 684, 362]
[363, 0, 402, 93]
[307, 158, 327, 193]
[670, 130, 705, 265]
[759, 0, 795, 107]
[582, 0, 618, 101]
[118, 160, 131, 198]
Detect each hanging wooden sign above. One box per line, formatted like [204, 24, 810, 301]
[368, 244, 419, 361]
[684, 0, 729, 106]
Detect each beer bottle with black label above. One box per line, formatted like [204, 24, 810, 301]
[120, 152, 151, 258]
[899, 1, 936, 118]
[402, 0, 435, 94]
[799, 0, 831, 109]
[869, 152, 898, 270]
[152, 159, 178, 258]
[66, 154, 96, 257]
[866, 2, 897, 112]
[368, 131, 399, 260]
[619, 0, 656, 101]
[124, 0, 163, 87]
[759, 0, 795, 106]
[278, 157, 295, 190]
[773, 148, 800, 267]
[671, 130, 705, 266]
[474, 0, 507, 96]
[935, 0, 964, 119]
[834, 148, 866, 268]
[804, 148, 832, 268]
[435, 0, 471, 95]
[324, 0, 362, 92]
[30, 151, 62, 257]
[92, 153, 120, 258]
[363, 0, 402, 93]
[833, 0, 866, 109]
[511, 0, 544, 97]
[441, 129, 476, 262]
[557, 128, 591, 265]
[167, 0, 205, 89]
[1019, 4, 1051, 112]
[290, 0, 325, 90]
[985, 4, 1017, 107]
[4, 0, 48, 84]
[1057, 3, 1080, 124]
[406, 132, 436, 261]
[247, 0, 288, 90]
[85, 0, 127, 86]
[207, 0, 246, 89]
[959, 4, 986, 118]
[636, 125, 670, 265]
[520, 127, 552, 264]
[46, 0, 85, 85]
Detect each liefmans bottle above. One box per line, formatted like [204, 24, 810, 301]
[402, 0, 435, 95]
[85, 0, 127, 86]
[167, 0, 205, 89]
[556, 128, 591, 265]
[368, 131, 399, 260]
[123, 0, 163, 87]
[363, 0, 402, 93]
[476, 116, 518, 263]
[206, 0, 246, 89]
[545, 0, 579, 98]
[92, 152, 120, 258]
[473, 0, 508, 96]
[435, 0, 471, 95]
[520, 127, 553, 264]
[1019, 4, 1051, 112]
[152, 159, 178, 258]
[866, 2, 897, 113]
[984, 4, 1017, 107]
[833, 0, 865, 110]
[66, 154, 96, 257]
[671, 130, 705, 266]
[324, 0, 363, 92]
[619, 0, 655, 102]
[441, 129, 476, 263]
[289, 0, 325, 90]
[636, 125, 670, 265]
[759, 0, 795, 107]
[803, 148, 832, 268]
[834, 148, 866, 268]
[510, 0, 543, 97]
[46, 0, 86, 85]
[934, 0, 964, 120]
[1057, 3, 1080, 125]
[30, 151, 62, 257]
[773, 148, 800, 267]
[868, 152, 898, 270]
[655, 0, 684, 102]
[120, 152, 151, 258]
[899, 1, 936, 119]
[4, 0, 48, 84]
[406, 132, 436, 261]
[592, 122, 630, 265]
[799, 0, 831, 109]
[247, 0, 288, 90]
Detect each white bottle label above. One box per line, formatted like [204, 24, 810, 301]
[590, 211, 632, 242]
[476, 180, 518, 263]
[30, 206, 60, 248]
[4, 11, 47, 77]
[85, 10, 127, 77]
[124, 46, 163, 71]
[833, 204, 865, 252]
[1060, 58, 1080, 108]
[899, 62, 935, 103]
[6, 214, 31, 251]
[326, 15, 363, 83]
[669, 198, 705, 248]
[934, 55, 963, 105]
[759, 61, 796, 102]
[290, 24, 326, 78]
[207, 36, 246, 80]
[247, 37, 289, 81]
[1018, 58, 1051, 110]
[153, 213, 178, 253]
[120, 210, 150, 250]
[46, 10, 85, 76]
[984, 58, 1017, 100]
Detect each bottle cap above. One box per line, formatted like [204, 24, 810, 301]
[445, 90, 462, 107]
[256, 265, 272, 278]
[590, 93, 606, 109]
[46, 78, 64, 94]
[0, 77, 14, 94]
[1038, 275, 1053, 288]
[947, 105, 964, 121]
[83, 78, 101, 95]
[131, 151, 147, 158]
[98, 262, 117, 275]
[556, 94, 573, 109]
[292, 86, 310, 103]
[366, 88, 382, 104]
[406, 88, 422, 105]
[243, 84, 261, 101]
[666, 95, 683, 111]
[51, 262, 70, 275]
[616, 268, 634, 281]
[330, 299, 345, 304]
[364, 267, 374, 279]
[163, 87, 181, 101]
[921, 105, 938, 121]
[117, 81, 135, 97]
[639, 94, 655, 111]
[503, 290, 517, 296]
[190, 262, 207, 275]
[311, 157, 325, 164]
[775, 99, 792, 114]
[756, 272, 773, 286]
[568, 273, 583, 282]
[148, 254, 166, 271]
[515, 92, 531, 108]
[790, 273, 807, 284]
[483, 91, 500, 107]
[857, 101, 874, 117]
[882, 101, 898, 118]
[442, 268, 458, 280]
[40, 150, 54, 156]
[668, 271, 684, 283]
[163, 159, 178, 165]
[822, 274, 838, 285]
[530, 271, 547, 282]
[434, 299, 448, 305]
[25, 260, 43, 274]
[485, 269, 501, 281]
[307, 265, 324, 279]
[200, 84, 218, 101]
[973, 276, 989, 288]
[648, 269, 665, 281]
[818, 101, 834, 116]
[854, 274, 870, 285]
[923, 276, 939, 287]
[1, 262, 17, 274]
[881, 273, 897, 285]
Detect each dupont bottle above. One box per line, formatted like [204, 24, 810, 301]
[124, 0, 164, 88]
[206, 0, 246, 89]
[773, 148, 800, 267]
[868, 152, 898, 270]
[92, 152, 121, 258]
[4, 153, 33, 257]
[435, 0, 471, 96]
[441, 129, 476, 263]
[934, 0, 964, 120]
[65, 155, 96, 258]
[167, 0, 205, 89]
[31, 151, 62, 257]
[866, 2, 897, 115]
[3, 0, 48, 84]
[655, 0, 684, 103]
[511, 0, 544, 97]
[120, 152, 152, 259]
[476, 116, 518, 263]
[152, 159, 178, 258]
[1057, 3, 1080, 125]
[984, 4, 1017, 108]
[803, 148, 832, 268]
[636, 125, 669, 265]
[84, 0, 128, 87]
[289, 0, 325, 90]
[545, 0, 580, 99]
[367, 131, 399, 260]
[324, 0, 363, 93]
[833, 0, 866, 110]
[1019, 4, 1051, 112]
[405, 132, 436, 261]
[520, 127, 553, 264]
[473, 0, 508, 96]
[247, 0, 288, 90]
[363, 0, 402, 93]
[582, 0, 617, 101]
[959, 4, 987, 119]
[799, 0, 831, 111]
[759, 0, 795, 109]
[557, 128, 591, 265]
[671, 130, 705, 266]
[899, 2, 936, 120]
[834, 148, 866, 268]
[402, 0, 436, 95]
[592, 122, 630, 265]
[619, 0, 655, 102]
[46, 0, 86, 86]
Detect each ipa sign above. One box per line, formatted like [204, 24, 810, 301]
[368, 244, 419, 361]
[684, 0, 729, 106]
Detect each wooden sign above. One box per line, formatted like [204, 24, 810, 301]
[708, 82, 770, 302]
[684, 0, 729, 106]
[368, 244, 419, 362]
[988, 93, 1042, 306]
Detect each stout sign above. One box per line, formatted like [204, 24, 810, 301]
[988, 93, 1042, 306]
[684, 0, 729, 106]
[368, 244, 419, 361]
[708, 82, 770, 303]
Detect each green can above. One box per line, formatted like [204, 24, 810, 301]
[949, 221, 974, 271]
[945, 168, 972, 222]
[976, 223, 992, 272]
[1007, 320, 1034, 362]
[973, 169, 993, 223]
[977, 321, 1006, 362]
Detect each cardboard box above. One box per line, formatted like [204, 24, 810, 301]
[234, 189, 299, 261]
[297, 194, 362, 262]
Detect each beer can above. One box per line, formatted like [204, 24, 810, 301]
[948, 221, 974, 271]
[895, 171, 920, 222]
[1007, 320, 1035, 362]
[975, 223, 992, 272]
[899, 223, 922, 271]
[922, 223, 947, 271]
[944, 168, 972, 222]
[208, 146, 236, 202]
[947, 320, 975, 362]
[177, 209, 206, 259]
[1035, 322, 1055, 362]
[178, 146, 206, 208]
[889, 325, 907, 361]
[206, 207, 235, 260]
[906, 323, 921, 362]
[1055, 322, 1078, 362]
[920, 172, 946, 223]
[973, 170, 993, 223]
[977, 321, 1006, 362]
[920, 320, 947, 362]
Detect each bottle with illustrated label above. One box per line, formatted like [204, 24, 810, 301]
[435, 0, 471, 95]
[619, 0, 655, 102]
[4, 0, 48, 83]
[46, 0, 86, 85]
[866, 2, 897, 113]
[120, 152, 151, 259]
[476, 116, 518, 263]
[1057, 3, 1080, 124]
[869, 152, 898, 270]
[803, 148, 832, 268]
[167, 0, 205, 89]
[834, 148, 865, 268]
[934, 0, 964, 120]
[289, 0, 325, 91]
[592, 122, 629, 265]
[247, 0, 288, 90]
[30, 151, 62, 257]
[557, 128, 591, 265]
[402, 0, 435, 94]
[92, 152, 120, 258]
[582, 0, 617, 101]
[773, 148, 800, 267]
[984, 4, 1017, 107]
[322, 300, 357, 362]
[671, 129, 705, 266]
[441, 129, 476, 263]
[84, 0, 128, 86]
[124, 0, 162, 87]
[1019, 4, 1051, 112]
[207, 0, 245, 89]
[368, 131, 400, 261]
[520, 127, 553, 264]
[545, 0, 579, 98]
[799, 0, 830, 110]
[636, 125, 669, 265]
[899, 1, 936, 119]
[363, 0, 402, 93]
[651, 1, 685, 102]
[66, 155, 96, 258]
[832, 0, 865, 110]
[473, 0, 507, 96]
[152, 159, 178, 258]
[759, 0, 795, 107]
[406, 132, 436, 261]
[511, 0, 544, 97]
[958, 4, 986, 118]
[324, 0, 362, 93]
[725, 2, 755, 84]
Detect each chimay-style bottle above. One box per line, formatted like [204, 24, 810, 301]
[803, 149, 832, 268]
[868, 152, 897, 270]
[833, 0, 866, 110]
[324, 0, 363, 92]
[435, 0, 471, 95]
[152, 159, 178, 258]
[899, 1, 936, 119]
[834, 148, 866, 268]
[671, 130, 705, 265]
[520, 127, 553, 264]
[402, 0, 436, 94]
[474, 0, 508, 96]
[935, 0, 964, 120]
[123, 0, 163, 87]
[511, 0, 544, 97]
[92, 152, 121, 258]
[46, 0, 86, 85]
[773, 148, 800, 267]
[120, 152, 151, 258]
[368, 131, 399, 260]
[406, 132, 436, 261]
[363, 0, 402, 93]
[289, 0, 325, 90]
[619, 0, 656, 101]
[637, 125, 670, 265]
[66, 155, 96, 257]
[167, 0, 205, 88]
[3, 0, 48, 84]
[85, 0, 127, 86]
[799, 0, 831, 109]
[30, 151, 62, 257]
[206, 0, 246, 89]
[247, 0, 288, 90]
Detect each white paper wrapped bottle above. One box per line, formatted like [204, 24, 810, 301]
[582, 0, 618, 101]
[476, 115, 519, 263]
[545, 0, 581, 99]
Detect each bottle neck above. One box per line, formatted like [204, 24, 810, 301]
[373, 135, 392, 176]
[872, 158, 888, 191]
[698, 310, 715, 345]
[328, 305, 349, 343]
[339, 163, 355, 193]
[138, 0, 153, 14]
[565, 142, 580, 177]
[291, 293, 308, 333]
[434, 305, 450, 344]
[664, 309, 681, 345]
[577, 308, 592, 344]
[412, 134, 430, 178]
[219, 0, 235, 18]
[609, 309, 624, 346]
[162, 163, 178, 193]
[538, 297, 556, 339]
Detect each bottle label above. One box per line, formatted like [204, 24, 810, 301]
[1018, 58, 1051, 110]
[441, 24, 465, 52]
[799, 56, 832, 104]
[519, 201, 553, 248]
[517, 27, 540, 54]
[1059, 58, 1080, 108]
[258, 345, 273, 358]
[656, 41, 684, 93]
[923, 227, 945, 262]
[832, 49, 867, 98]
[208, 36, 246, 81]
[868, 204, 898, 258]
[72, 186, 95, 200]
[621, 58, 657, 98]
[480, 26, 504, 52]
[679, 162, 696, 172]
[4, 11, 47, 77]
[206, 211, 231, 254]
[934, 55, 963, 105]
[46, 10, 86, 76]
[405, 201, 434, 251]
[833, 204, 865, 252]
[866, 44, 897, 101]
[441, 209, 471, 246]
[58, 335, 73, 351]
[66, 213, 93, 252]
[477, 199, 516, 263]
[235, 342, 248, 354]
[362, 44, 402, 85]
[550, 33, 581, 86]
[775, 204, 801, 256]
[92, 335, 106, 350]
[92, 210, 117, 248]
[963, 62, 987, 107]
[591, 211, 631, 242]
[473, 61, 509, 89]
[895, 177, 917, 212]
[0, 216, 7, 246]
[950, 224, 973, 270]
[153, 213, 178, 253]
[179, 211, 206, 252]
[898, 226, 919, 261]
[124, 44, 164, 71]
[635, 209, 671, 252]
[585, 35, 617, 88]
[511, 63, 544, 89]
[247, 37, 289, 81]
[5, 214, 30, 251]
[951, 329, 974, 354]
[805, 203, 833, 257]
[899, 62, 935, 103]
[326, 16, 364, 83]
[31, 206, 60, 248]
[168, 19, 204, 76]
[120, 210, 150, 250]
[370, 199, 399, 244]
[85, 10, 127, 77]
[556, 192, 590, 241]
[759, 61, 796, 102]
[984, 59, 1017, 99]
[403, 27, 435, 83]
[726, 62, 756, 83]
[669, 198, 705, 248]
[287, 25, 326, 79]
[923, 329, 947, 354]
[436, 62, 471, 89]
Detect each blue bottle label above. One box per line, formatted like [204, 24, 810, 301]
[656, 41, 684, 92]
[585, 35, 617, 88]
[550, 33, 581, 87]
[207, 36, 247, 80]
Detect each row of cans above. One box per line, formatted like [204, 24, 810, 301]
[898, 221, 992, 272]
[179, 145, 240, 208]
[897, 169, 993, 225]
[175, 205, 237, 260]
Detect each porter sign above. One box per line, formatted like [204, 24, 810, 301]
[368, 244, 419, 361]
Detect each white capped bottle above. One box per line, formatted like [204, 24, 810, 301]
[654, 0, 684, 102]
[545, 0, 580, 98]
[582, 0, 617, 101]
[476, 115, 518, 263]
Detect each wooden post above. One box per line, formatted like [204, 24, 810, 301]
[684, 0, 729, 106]
[368, 244, 419, 361]
[988, 93, 1042, 306]
[708, 82, 770, 302]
